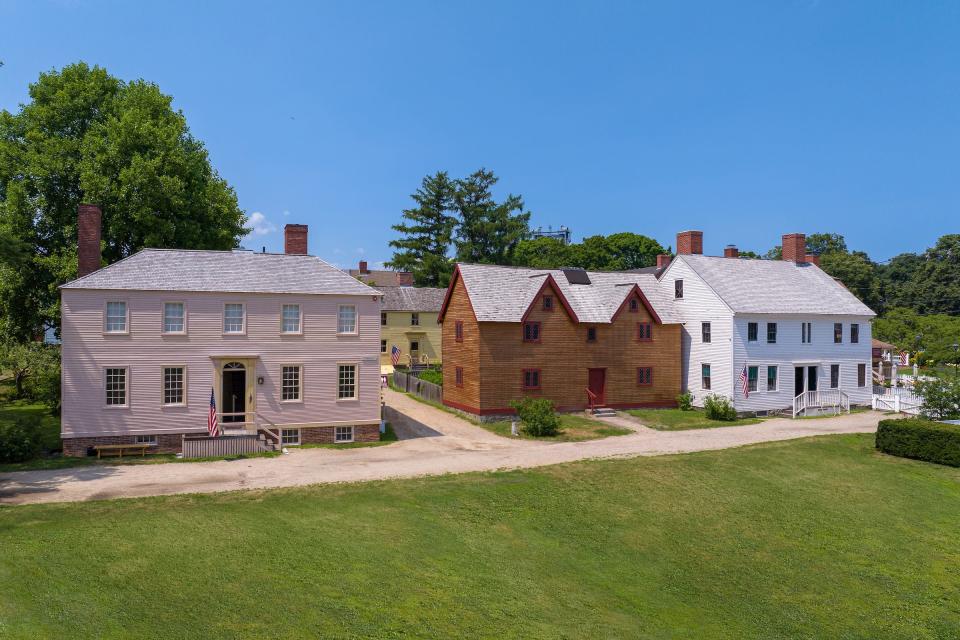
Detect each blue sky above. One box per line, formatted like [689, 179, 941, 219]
[1, 1, 958, 268]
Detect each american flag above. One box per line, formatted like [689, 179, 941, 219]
[391, 345, 401, 366]
[208, 387, 220, 437]
[739, 364, 749, 398]
[898, 351, 909, 366]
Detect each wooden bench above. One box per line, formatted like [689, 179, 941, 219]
[93, 443, 153, 459]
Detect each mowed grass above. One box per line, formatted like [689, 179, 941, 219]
[483, 413, 633, 441]
[2, 435, 960, 639]
[627, 407, 764, 430]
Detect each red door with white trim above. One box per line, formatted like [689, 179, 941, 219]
[588, 368, 606, 406]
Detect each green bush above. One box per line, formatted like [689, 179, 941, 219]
[417, 369, 443, 387]
[0, 416, 43, 463]
[676, 392, 693, 411]
[876, 418, 960, 467]
[914, 376, 960, 421]
[704, 394, 737, 421]
[511, 397, 561, 437]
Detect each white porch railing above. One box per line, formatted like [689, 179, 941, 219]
[792, 389, 850, 418]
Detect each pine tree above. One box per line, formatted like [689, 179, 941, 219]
[386, 172, 457, 287]
[453, 169, 530, 265]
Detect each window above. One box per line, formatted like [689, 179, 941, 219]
[834, 323, 843, 344]
[522, 369, 541, 390]
[802, 322, 812, 344]
[135, 435, 157, 445]
[411, 312, 420, 326]
[637, 367, 653, 386]
[281, 428, 301, 445]
[701, 322, 711, 343]
[851, 324, 859, 344]
[747, 366, 759, 392]
[162, 302, 185, 334]
[454, 320, 464, 342]
[105, 301, 127, 333]
[767, 366, 778, 392]
[701, 364, 711, 390]
[381, 312, 387, 326]
[587, 327, 597, 342]
[523, 322, 541, 342]
[223, 303, 244, 334]
[674, 279, 684, 299]
[455, 366, 463, 387]
[381, 340, 387, 353]
[629, 298, 639, 312]
[162, 366, 185, 405]
[337, 305, 357, 334]
[337, 364, 357, 399]
[543, 295, 554, 311]
[282, 365, 302, 401]
[830, 364, 840, 389]
[410, 340, 420, 352]
[636, 322, 652, 341]
[766, 323, 777, 344]
[335, 426, 354, 443]
[282, 304, 301, 333]
[748, 322, 758, 342]
[105, 368, 127, 406]
[858, 363, 867, 387]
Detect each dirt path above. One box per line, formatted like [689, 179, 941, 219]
[0, 389, 884, 506]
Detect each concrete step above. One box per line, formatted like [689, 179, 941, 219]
[592, 408, 617, 417]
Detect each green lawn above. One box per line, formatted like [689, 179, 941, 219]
[627, 407, 765, 430]
[483, 413, 633, 441]
[2, 434, 959, 639]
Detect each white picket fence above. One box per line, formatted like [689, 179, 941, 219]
[872, 388, 923, 415]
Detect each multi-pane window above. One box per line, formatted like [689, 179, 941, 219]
[281, 428, 301, 445]
[381, 312, 387, 326]
[522, 369, 541, 390]
[637, 367, 653, 386]
[105, 368, 127, 406]
[747, 366, 759, 392]
[282, 304, 301, 333]
[629, 298, 639, 312]
[411, 313, 420, 326]
[455, 321, 464, 342]
[282, 365, 301, 401]
[105, 301, 127, 333]
[701, 364, 711, 390]
[674, 279, 684, 299]
[381, 340, 387, 353]
[223, 303, 244, 333]
[523, 322, 541, 342]
[337, 305, 357, 334]
[767, 366, 778, 392]
[163, 302, 185, 333]
[857, 363, 867, 387]
[410, 340, 420, 352]
[135, 435, 157, 444]
[830, 364, 840, 389]
[851, 324, 859, 344]
[587, 327, 597, 342]
[455, 366, 464, 387]
[543, 296, 554, 311]
[702, 322, 711, 343]
[162, 366, 185, 405]
[337, 364, 357, 399]
[335, 426, 354, 443]
[802, 322, 812, 344]
[636, 322, 652, 341]
[748, 322, 758, 342]
[834, 323, 843, 344]
[766, 323, 777, 344]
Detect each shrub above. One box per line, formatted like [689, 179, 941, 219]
[876, 418, 960, 467]
[0, 416, 43, 463]
[676, 392, 693, 411]
[417, 369, 443, 387]
[511, 397, 561, 437]
[914, 376, 960, 421]
[704, 394, 737, 421]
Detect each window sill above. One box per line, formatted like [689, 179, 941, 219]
[336, 397, 359, 402]
[161, 403, 187, 408]
[104, 405, 129, 410]
[103, 331, 130, 336]
[280, 399, 304, 404]
[161, 332, 188, 337]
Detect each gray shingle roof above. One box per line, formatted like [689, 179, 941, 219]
[676, 254, 875, 316]
[61, 249, 379, 296]
[379, 286, 446, 312]
[454, 263, 679, 324]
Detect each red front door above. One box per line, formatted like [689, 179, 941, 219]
[588, 368, 606, 406]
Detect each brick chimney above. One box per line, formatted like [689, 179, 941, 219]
[77, 203, 102, 277]
[724, 245, 739, 258]
[782, 233, 806, 264]
[359, 260, 369, 274]
[284, 224, 308, 255]
[677, 230, 703, 255]
[656, 254, 672, 269]
[806, 253, 820, 266]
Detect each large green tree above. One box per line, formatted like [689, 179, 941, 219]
[819, 250, 880, 311]
[0, 62, 246, 339]
[453, 169, 530, 265]
[905, 235, 960, 315]
[386, 172, 457, 287]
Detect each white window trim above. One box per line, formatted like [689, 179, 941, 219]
[337, 304, 358, 336]
[380, 340, 387, 354]
[281, 428, 301, 446]
[161, 301, 187, 335]
[411, 312, 420, 326]
[103, 300, 130, 335]
[103, 366, 130, 409]
[336, 362, 359, 401]
[280, 364, 304, 403]
[335, 425, 355, 443]
[746, 364, 760, 394]
[280, 303, 303, 335]
[830, 363, 842, 389]
[223, 302, 246, 335]
[701, 362, 712, 391]
[160, 364, 188, 407]
[801, 321, 813, 345]
[135, 435, 158, 445]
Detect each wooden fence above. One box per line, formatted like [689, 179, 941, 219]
[182, 435, 268, 459]
[393, 370, 443, 404]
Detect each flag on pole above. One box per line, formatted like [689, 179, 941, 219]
[391, 345, 401, 366]
[208, 387, 220, 437]
[898, 351, 909, 366]
[739, 365, 749, 398]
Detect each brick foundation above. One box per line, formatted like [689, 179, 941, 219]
[62, 433, 190, 457]
[298, 424, 380, 444]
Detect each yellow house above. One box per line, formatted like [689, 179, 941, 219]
[379, 286, 446, 373]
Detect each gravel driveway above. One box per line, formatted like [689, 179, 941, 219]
[0, 389, 884, 506]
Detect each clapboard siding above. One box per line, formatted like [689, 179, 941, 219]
[61, 289, 381, 438]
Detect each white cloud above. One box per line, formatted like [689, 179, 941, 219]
[246, 211, 277, 236]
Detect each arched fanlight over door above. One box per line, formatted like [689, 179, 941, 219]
[223, 361, 245, 370]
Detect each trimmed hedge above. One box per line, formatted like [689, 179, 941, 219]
[875, 418, 960, 467]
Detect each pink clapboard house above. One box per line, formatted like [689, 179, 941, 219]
[59, 206, 382, 456]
